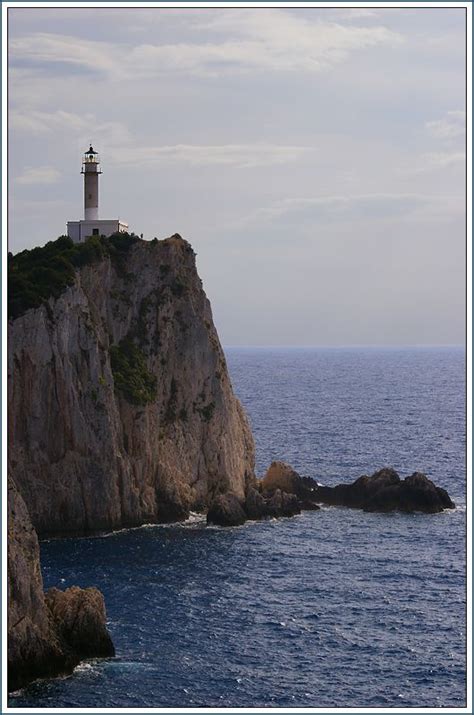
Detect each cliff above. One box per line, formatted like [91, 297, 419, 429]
[8, 476, 114, 691]
[8, 234, 255, 535]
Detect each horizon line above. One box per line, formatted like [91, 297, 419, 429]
[222, 343, 466, 350]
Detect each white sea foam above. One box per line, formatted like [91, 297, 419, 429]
[73, 662, 96, 673]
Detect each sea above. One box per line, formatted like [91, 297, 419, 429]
[10, 347, 467, 709]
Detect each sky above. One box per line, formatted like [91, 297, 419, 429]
[8, 4, 466, 346]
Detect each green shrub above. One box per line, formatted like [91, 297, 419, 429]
[8, 233, 139, 320]
[110, 337, 157, 406]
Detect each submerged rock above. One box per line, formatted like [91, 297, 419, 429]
[316, 468, 455, 513]
[8, 477, 114, 692]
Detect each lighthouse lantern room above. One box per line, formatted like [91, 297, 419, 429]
[67, 145, 128, 243]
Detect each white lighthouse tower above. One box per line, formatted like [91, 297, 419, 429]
[83, 145, 100, 220]
[67, 145, 128, 243]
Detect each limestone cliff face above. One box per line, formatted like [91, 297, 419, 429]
[8, 477, 114, 691]
[9, 235, 255, 535]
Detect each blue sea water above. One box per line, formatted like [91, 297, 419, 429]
[10, 347, 466, 709]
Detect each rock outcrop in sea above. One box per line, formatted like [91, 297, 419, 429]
[316, 467, 455, 513]
[8, 477, 114, 692]
[207, 462, 455, 525]
[8, 234, 255, 536]
[207, 461, 318, 525]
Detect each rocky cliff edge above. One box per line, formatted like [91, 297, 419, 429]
[8, 234, 255, 536]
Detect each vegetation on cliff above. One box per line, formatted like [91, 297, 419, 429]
[110, 337, 157, 406]
[8, 233, 139, 319]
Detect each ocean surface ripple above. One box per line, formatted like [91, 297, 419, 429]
[11, 347, 466, 708]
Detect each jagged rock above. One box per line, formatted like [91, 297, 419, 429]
[262, 461, 304, 495]
[265, 489, 301, 518]
[243, 486, 301, 520]
[244, 486, 267, 519]
[45, 587, 114, 659]
[207, 493, 247, 526]
[316, 468, 455, 513]
[261, 462, 320, 511]
[298, 499, 321, 511]
[8, 235, 255, 536]
[8, 477, 114, 692]
[262, 462, 319, 501]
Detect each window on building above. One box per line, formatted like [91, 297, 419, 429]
[92, 228, 99, 236]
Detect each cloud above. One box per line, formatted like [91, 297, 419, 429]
[418, 151, 465, 171]
[15, 166, 61, 185]
[426, 110, 465, 140]
[9, 106, 310, 169]
[335, 9, 379, 20]
[10, 109, 131, 147]
[9, 33, 121, 77]
[9, 10, 402, 79]
[238, 193, 463, 227]
[108, 143, 314, 169]
[10, 108, 92, 134]
[10, 101, 315, 170]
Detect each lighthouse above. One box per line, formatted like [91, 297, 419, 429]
[67, 145, 128, 243]
[83, 145, 100, 220]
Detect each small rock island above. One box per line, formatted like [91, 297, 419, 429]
[207, 462, 455, 526]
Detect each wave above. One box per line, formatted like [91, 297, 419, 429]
[97, 512, 207, 538]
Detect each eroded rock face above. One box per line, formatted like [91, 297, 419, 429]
[45, 587, 114, 659]
[8, 477, 114, 692]
[8, 236, 255, 536]
[316, 468, 455, 513]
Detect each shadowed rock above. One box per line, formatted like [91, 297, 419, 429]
[207, 493, 247, 526]
[244, 487, 268, 520]
[8, 477, 114, 692]
[208, 482, 302, 526]
[266, 489, 300, 518]
[316, 468, 455, 513]
[244, 486, 301, 520]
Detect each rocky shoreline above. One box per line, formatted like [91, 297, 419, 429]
[207, 462, 455, 526]
[8, 463, 455, 693]
[7, 234, 456, 694]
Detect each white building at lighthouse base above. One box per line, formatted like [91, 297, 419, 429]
[67, 219, 129, 244]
